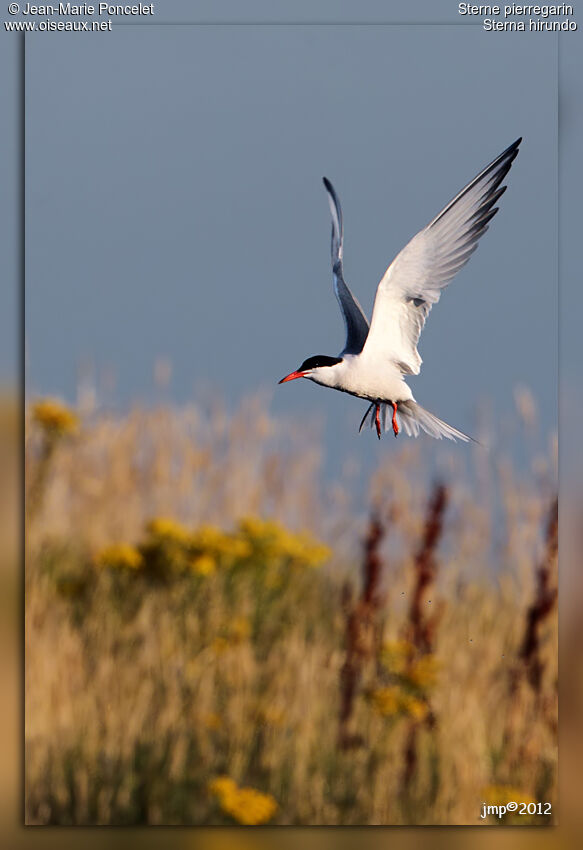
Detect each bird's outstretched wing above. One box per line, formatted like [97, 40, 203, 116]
[322, 177, 370, 355]
[361, 138, 521, 375]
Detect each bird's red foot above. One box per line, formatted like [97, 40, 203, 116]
[375, 404, 381, 440]
[392, 401, 399, 437]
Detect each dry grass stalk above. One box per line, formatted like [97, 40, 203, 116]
[519, 496, 558, 693]
[400, 483, 448, 796]
[405, 483, 448, 655]
[338, 514, 385, 750]
[500, 495, 558, 792]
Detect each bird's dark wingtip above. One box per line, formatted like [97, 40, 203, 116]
[497, 137, 522, 164]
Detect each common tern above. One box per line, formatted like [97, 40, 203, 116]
[279, 138, 521, 441]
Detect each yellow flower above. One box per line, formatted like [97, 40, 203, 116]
[308, 542, 332, 567]
[209, 776, 278, 825]
[238, 516, 267, 539]
[208, 776, 237, 798]
[226, 536, 253, 561]
[400, 693, 429, 721]
[222, 787, 278, 825]
[96, 543, 143, 571]
[238, 516, 330, 568]
[191, 554, 216, 576]
[368, 686, 428, 720]
[194, 525, 230, 551]
[481, 785, 535, 808]
[146, 516, 191, 545]
[380, 639, 416, 675]
[210, 617, 251, 653]
[32, 399, 78, 436]
[190, 525, 252, 566]
[407, 655, 440, 690]
[380, 643, 439, 692]
[368, 686, 401, 717]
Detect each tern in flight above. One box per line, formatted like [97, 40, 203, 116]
[279, 138, 521, 441]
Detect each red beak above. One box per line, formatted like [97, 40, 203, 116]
[278, 370, 306, 384]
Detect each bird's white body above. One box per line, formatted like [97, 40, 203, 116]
[280, 139, 521, 441]
[308, 353, 413, 404]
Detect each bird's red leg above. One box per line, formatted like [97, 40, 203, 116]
[375, 404, 381, 440]
[391, 401, 399, 438]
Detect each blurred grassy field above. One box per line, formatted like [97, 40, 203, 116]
[24, 394, 557, 826]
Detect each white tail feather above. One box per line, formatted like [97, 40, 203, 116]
[359, 400, 473, 443]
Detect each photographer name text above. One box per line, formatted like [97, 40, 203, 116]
[17, 3, 154, 14]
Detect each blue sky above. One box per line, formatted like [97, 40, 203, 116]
[1, 3, 570, 481]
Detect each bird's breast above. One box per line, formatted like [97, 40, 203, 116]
[316, 356, 412, 403]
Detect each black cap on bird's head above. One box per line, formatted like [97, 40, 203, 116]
[279, 355, 343, 384]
